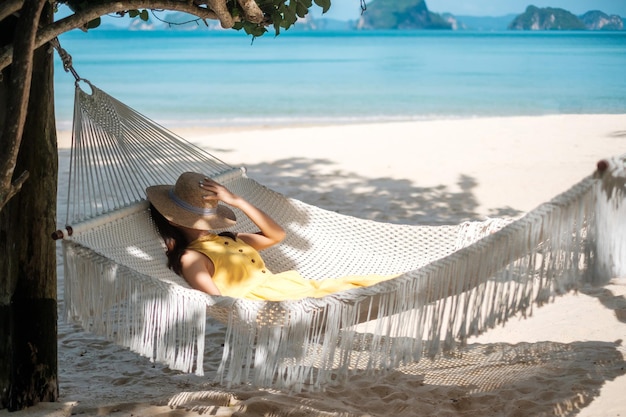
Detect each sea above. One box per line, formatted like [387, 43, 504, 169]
[53, 29, 626, 130]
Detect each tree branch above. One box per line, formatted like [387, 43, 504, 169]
[0, 0, 44, 211]
[205, 0, 233, 27]
[0, 0, 256, 72]
[237, 0, 263, 23]
[0, 171, 30, 212]
[0, 0, 23, 23]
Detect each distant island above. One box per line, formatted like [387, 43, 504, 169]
[356, 1, 624, 31]
[508, 6, 624, 30]
[103, 1, 625, 32]
[356, 0, 451, 30]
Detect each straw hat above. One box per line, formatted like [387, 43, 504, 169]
[146, 172, 236, 230]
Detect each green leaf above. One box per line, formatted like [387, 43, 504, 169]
[243, 22, 267, 37]
[283, 7, 298, 25]
[314, 0, 331, 14]
[128, 9, 139, 18]
[85, 17, 101, 29]
[295, 2, 308, 18]
[140, 9, 149, 21]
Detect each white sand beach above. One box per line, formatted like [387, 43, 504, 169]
[4, 114, 625, 416]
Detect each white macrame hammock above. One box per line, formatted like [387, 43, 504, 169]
[58, 80, 626, 392]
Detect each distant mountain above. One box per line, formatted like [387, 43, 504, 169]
[356, 0, 451, 30]
[509, 6, 585, 30]
[509, 6, 624, 31]
[580, 10, 624, 30]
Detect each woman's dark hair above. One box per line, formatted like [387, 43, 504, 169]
[149, 203, 237, 276]
[148, 203, 189, 275]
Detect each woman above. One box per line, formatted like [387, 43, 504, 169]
[146, 171, 395, 301]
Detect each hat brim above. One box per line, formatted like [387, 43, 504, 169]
[146, 185, 237, 230]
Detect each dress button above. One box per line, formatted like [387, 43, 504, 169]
[224, 241, 229, 245]
[262, 269, 266, 273]
[251, 259, 255, 263]
[239, 249, 243, 253]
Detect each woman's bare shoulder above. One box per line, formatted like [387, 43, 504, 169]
[180, 248, 209, 267]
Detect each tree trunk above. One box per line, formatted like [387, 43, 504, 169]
[0, 3, 59, 410]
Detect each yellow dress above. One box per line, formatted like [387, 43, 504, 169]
[187, 234, 397, 301]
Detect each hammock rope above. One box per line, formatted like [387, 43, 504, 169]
[59, 81, 238, 232]
[57, 81, 626, 392]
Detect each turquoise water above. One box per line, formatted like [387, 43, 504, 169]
[53, 30, 626, 129]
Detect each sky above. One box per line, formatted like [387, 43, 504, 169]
[319, 0, 626, 20]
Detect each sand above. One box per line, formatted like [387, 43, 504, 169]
[3, 114, 625, 416]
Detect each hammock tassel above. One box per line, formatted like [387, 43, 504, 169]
[593, 157, 626, 281]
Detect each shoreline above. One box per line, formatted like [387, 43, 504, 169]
[56, 112, 626, 148]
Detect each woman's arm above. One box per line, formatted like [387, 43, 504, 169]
[200, 178, 286, 250]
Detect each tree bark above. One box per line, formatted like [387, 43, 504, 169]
[0, 0, 44, 212]
[0, 1, 59, 410]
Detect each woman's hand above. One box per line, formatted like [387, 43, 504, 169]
[199, 177, 239, 206]
[200, 177, 286, 250]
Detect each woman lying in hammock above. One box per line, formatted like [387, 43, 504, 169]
[146, 171, 395, 301]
